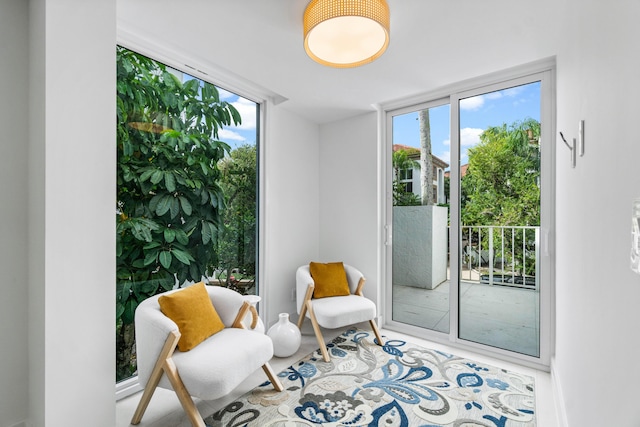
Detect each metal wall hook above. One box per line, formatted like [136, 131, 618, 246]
[559, 131, 576, 168]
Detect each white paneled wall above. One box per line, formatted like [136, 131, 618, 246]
[318, 113, 380, 305]
[554, 1, 640, 425]
[0, 1, 29, 427]
[263, 106, 320, 327]
[27, 1, 117, 426]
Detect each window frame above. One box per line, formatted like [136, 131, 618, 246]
[114, 40, 269, 400]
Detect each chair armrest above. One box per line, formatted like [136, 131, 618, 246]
[135, 295, 180, 385]
[344, 264, 365, 295]
[355, 277, 366, 296]
[296, 265, 315, 314]
[231, 301, 251, 328]
[205, 285, 245, 327]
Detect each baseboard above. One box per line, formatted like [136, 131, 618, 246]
[550, 356, 569, 427]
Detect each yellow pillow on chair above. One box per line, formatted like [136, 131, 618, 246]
[309, 262, 351, 298]
[158, 282, 225, 352]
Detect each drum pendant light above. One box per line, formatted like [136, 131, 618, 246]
[303, 0, 390, 68]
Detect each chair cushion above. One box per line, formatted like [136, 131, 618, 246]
[158, 282, 225, 352]
[158, 328, 274, 400]
[309, 261, 350, 298]
[310, 295, 376, 329]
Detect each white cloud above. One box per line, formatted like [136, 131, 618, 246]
[217, 88, 235, 100]
[460, 86, 526, 111]
[218, 128, 245, 142]
[228, 97, 257, 130]
[502, 86, 525, 98]
[214, 89, 257, 130]
[461, 127, 483, 146]
[460, 95, 484, 111]
[441, 129, 482, 147]
[439, 150, 451, 164]
[438, 129, 481, 164]
[461, 148, 471, 165]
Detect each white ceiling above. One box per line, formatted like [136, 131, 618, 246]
[117, 0, 561, 124]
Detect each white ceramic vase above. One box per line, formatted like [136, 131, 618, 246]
[267, 313, 301, 357]
[242, 295, 265, 334]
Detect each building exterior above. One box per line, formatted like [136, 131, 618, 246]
[392, 144, 448, 204]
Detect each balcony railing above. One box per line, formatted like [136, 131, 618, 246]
[458, 225, 539, 290]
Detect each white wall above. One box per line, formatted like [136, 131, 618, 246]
[318, 112, 380, 306]
[554, 0, 640, 425]
[263, 106, 320, 326]
[0, 1, 29, 426]
[6, 1, 637, 425]
[27, 1, 117, 426]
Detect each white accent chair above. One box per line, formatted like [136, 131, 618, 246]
[296, 264, 384, 362]
[131, 286, 283, 427]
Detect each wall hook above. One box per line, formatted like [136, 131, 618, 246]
[559, 131, 576, 168]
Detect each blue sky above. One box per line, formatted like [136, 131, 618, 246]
[186, 75, 540, 159]
[216, 88, 258, 149]
[392, 82, 541, 169]
[180, 72, 258, 150]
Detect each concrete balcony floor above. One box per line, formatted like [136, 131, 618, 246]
[392, 279, 540, 357]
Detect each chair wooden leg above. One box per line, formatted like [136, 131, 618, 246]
[297, 303, 307, 329]
[164, 357, 206, 427]
[131, 331, 180, 425]
[307, 301, 330, 362]
[262, 362, 284, 392]
[369, 319, 384, 346]
[297, 284, 314, 329]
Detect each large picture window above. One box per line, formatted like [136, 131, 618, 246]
[115, 46, 260, 386]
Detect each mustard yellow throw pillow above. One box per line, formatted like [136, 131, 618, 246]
[158, 282, 225, 352]
[309, 262, 351, 299]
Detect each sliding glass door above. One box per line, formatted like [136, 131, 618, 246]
[456, 81, 541, 357]
[390, 100, 451, 334]
[386, 67, 553, 365]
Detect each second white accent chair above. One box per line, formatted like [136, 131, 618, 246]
[295, 263, 384, 362]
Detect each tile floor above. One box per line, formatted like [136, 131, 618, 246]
[116, 321, 559, 427]
[393, 281, 540, 357]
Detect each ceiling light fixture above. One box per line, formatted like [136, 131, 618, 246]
[303, 0, 390, 68]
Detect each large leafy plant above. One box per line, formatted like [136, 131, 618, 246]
[461, 118, 540, 227]
[216, 144, 257, 289]
[115, 47, 240, 380]
[460, 118, 540, 276]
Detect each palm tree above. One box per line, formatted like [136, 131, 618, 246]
[419, 109, 433, 206]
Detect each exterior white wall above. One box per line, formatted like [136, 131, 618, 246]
[28, 1, 117, 427]
[554, 1, 640, 425]
[263, 106, 320, 327]
[318, 112, 380, 306]
[0, 1, 29, 426]
[392, 205, 448, 289]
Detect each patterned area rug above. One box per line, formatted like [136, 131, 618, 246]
[204, 329, 536, 426]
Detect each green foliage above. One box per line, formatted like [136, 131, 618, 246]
[115, 46, 240, 380]
[393, 181, 421, 206]
[215, 144, 257, 290]
[461, 118, 540, 227]
[392, 149, 420, 206]
[461, 118, 540, 276]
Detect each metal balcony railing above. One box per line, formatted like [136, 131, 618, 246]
[458, 225, 540, 290]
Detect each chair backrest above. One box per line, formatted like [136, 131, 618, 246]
[135, 285, 245, 386]
[295, 264, 363, 314]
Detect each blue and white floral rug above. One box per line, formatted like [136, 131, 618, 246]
[205, 328, 536, 426]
